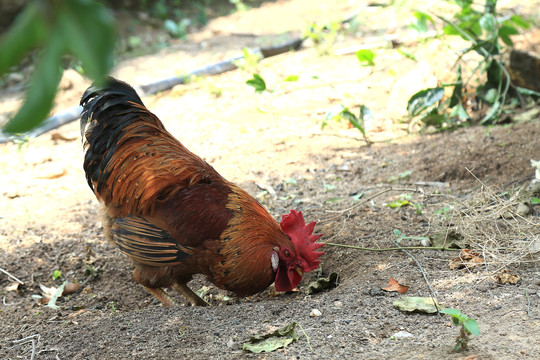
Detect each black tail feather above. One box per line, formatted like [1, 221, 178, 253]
[80, 77, 151, 193]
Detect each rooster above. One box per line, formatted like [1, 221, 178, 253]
[80, 77, 324, 306]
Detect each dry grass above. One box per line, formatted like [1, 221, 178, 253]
[431, 173, 539, 276]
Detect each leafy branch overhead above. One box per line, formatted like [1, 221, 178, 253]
[1, 0, 115, 134]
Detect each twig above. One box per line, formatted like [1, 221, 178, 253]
[392, 240, 440, 311]
[525, 290, 531, 318]
[12, 334, 40, 360]
[326, 242, 461, 251]
[296, 323, 313, 352]
[3, 295, 15, 306]
[0, 266, 24, 285]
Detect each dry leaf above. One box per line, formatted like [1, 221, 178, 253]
[382, 277, 409, 294]
[495, 270, 520, 285]
[5, 282, 20, 292]
[38, 169, 67, 179]
[449, 249, 484, 270]
[51, 132, 77, 142]
[63, 282, 81, 295]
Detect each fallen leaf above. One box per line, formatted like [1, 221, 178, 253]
[38, 169, 67, 179]
[243, 322, 299, 353]
[382, 277, 409, 294]
[5, 282, 20, 292]
[393, 297, 441, 314]
[305, 272, 339, 295]
[39, 281, 67, 309]
[430, 230, 467, 249]
[51, 132, 77, 142]
[495, 270, 520, 285]
[449, 249, 484, 270]
[63, 282, 81, 295]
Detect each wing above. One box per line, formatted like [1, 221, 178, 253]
[110, 216, 192, 266]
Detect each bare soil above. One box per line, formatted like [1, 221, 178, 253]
[1, 1, 539, 359]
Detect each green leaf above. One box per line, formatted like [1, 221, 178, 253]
[455, 0, 473, 9]
[440, 308, 462, 317]
[3, 30, 65, 133]
[449, 103, 466, 121]
[484, 88, 498, 104]
[393, 297, 441, 314]
[47, 281, 67, 310]
[305, 272, 339, 295]
[515, 87, 540, 97]
[356, 49, 376, 66]
[324, 183, 336, 191]
[481, 100, 500, 124]
[407, 87, 444, 117]
[59, 0, 115, 82]
[412, 11, 434, 34]
[510, 15, 530, 29]
[479, 13, 496, 35]
[443, 24, 460, 36]
[243, 322, 299, 353]
[388, 170, 412, 182]
[0, 1, 47, 74]
[531, 197, 540, 205]
[341, 108, 365, 136]
[397, 48, 418, 61]
[387, 200, 411, 208]
[53, 270, 62, 280]
[246, 73, 267, 92]
[464, 318, 480, 336]
[283, 75, 299, 82]
[420, 108, 446, 126]
[164, 19, 179, 35]
[499, 24, 519, 46]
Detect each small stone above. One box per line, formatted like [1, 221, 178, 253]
[392, 330, 414, 338]
[516, 202, 531, 216]
[420, 238, 432, 247]
[310, 308, 322, 317]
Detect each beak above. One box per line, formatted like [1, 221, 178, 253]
[295, 267, 303, 277]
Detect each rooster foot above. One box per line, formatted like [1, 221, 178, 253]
[173, 282, 210, 307]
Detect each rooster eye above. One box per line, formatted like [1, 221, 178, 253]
[284, 249, 291, 257]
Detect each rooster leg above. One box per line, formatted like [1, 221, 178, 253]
[144, 287, 175, 307]
[172, 282, 209, 306]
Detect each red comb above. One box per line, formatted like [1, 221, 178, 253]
[280, 210, 324, 272]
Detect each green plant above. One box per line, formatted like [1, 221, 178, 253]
[323, 104, 370, 141]
[410, 11, 435, 36]
[246, 74, 266, 93]
[164, 18, 191, 39]
[304, 21, 341, 55]
[229, 0, 253, 12]
[52, 270, 62, 280]
[440, 308, 480, 352]
[406, 0, 532, 130]
[0, 0, 115, 134]
[234, 48, 262, 72]
[356, 49, 376, 66]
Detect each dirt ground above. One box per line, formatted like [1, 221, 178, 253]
[1, 1, 540, 359]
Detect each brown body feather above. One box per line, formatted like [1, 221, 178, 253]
[81, 78, 293, 303]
